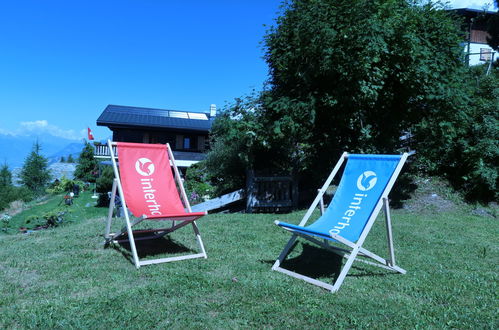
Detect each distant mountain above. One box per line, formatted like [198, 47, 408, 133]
[47, 142, 86, 164]
[0, 133, 84, 168]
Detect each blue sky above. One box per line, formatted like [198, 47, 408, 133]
[0, 0, 496, 141]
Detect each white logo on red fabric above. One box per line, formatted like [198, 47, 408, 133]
[356, 171, 377, 191]
[135, 158, 155, 176]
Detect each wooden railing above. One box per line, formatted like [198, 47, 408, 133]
[246, 171, 298, 213]
[94, 144, 116, 158]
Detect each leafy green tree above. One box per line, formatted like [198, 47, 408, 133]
[205, 95, 264, 194]
[417, 65, 498, 201]
[206, 0, 496, 202]
[207, 0, 467, 190]
[67, 154, 75, 163]
[74, 142, 98, 183]
[20, 141, 51, 194]
[261, 0, 465, 181]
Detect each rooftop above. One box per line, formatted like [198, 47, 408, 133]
[97, 104, 214, 133]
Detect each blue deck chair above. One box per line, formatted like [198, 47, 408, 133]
[272, 152, 409, 292]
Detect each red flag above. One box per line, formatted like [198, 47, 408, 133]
[87, 127, 94, 140]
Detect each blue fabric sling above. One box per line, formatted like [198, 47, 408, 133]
[277, 154, 401, 243]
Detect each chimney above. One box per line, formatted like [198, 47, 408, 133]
[210, 104, 217, 118]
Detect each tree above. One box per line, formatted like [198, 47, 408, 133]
[206, 0, 495, 201]
[486, 11, 499, 51]
[20, 141, 51, 194]
[417, 65, 499, 201]
[224, 0, 465, 187]
[205, 95, 264, 194]
[60, 156, 65, 163]
[267, 0, 464, 162]
[0, 163, 12, 187]
[67, 154, 75, 163]
[0, 164, 14, 211]
[74, 142, 98, 183]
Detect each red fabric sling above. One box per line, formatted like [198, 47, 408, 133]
[116, 142, 204, 220]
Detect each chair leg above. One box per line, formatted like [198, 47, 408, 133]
[192, 221, 207, 258]
[105, 179, 118, 240]
[272, 234, 298, 270]
[383, 198, 396, 267]
[121, 208, 141, 268]
[330, 245, 361, 292]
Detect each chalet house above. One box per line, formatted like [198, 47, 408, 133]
[96, 104, 216, 167]
[450, 8, 496, 65]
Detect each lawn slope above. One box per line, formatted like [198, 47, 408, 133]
[0, 205, 497, 328]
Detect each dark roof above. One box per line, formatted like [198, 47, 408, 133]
[450, 8, 497, 17]
[97, 104, 214, 133]
[449, 8, 497, 24]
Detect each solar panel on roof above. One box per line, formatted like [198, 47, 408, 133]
[169, 111, 189, 119]
[97, 105, 214, 132]
[188, 112, 208, 120]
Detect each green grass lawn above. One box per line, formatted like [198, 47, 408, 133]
[0, 196, 497, 328]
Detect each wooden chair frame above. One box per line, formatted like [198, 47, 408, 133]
[272, 152, 409, 292]
[104, 140, 207, 268]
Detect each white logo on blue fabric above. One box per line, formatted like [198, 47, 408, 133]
[135, 158, 155, 176]
[356, 171, 377, 191]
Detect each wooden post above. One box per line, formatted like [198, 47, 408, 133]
[246, 169, 255, 213]
[291, 169, 299, 210]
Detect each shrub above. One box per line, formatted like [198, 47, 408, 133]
[46, 177, 84, 195]
[0, 186, 33, 211]
[24, 210, 68, 230]
[1, 214, 11, 232]
[95, 166, 115, 207]
[185, 162, 215, 204]
[415, 65, 498, 202]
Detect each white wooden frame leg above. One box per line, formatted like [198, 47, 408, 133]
[272, 234, 298, 271]
[105, 179, 117, 240]
[383, 198, 396, 267]
[192, 221, 207, 258]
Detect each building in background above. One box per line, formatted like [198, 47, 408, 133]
[450, 8, 496, 66]
[96, 104, 216, 168]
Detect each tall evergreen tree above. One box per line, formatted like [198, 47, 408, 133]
[0, 163, 12, 187]
[67, 154, 75, 163]
[20, 141, 51, 194]
[74, 142, 98, 183]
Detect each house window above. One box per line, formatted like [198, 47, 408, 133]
[182, 135, 198, 150]
[183, 137, 191, 149]
[480, 48, 492, 61]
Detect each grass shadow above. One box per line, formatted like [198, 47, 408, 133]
[261, 242, 343, 281]
[264, 242, 399, 282]
[281, 243, 343, 280]
[111, 232, 194, 263]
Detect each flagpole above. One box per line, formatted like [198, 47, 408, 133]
[87, 126, 98, 198]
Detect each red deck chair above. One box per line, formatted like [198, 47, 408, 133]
[104, 140, 207, 268]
